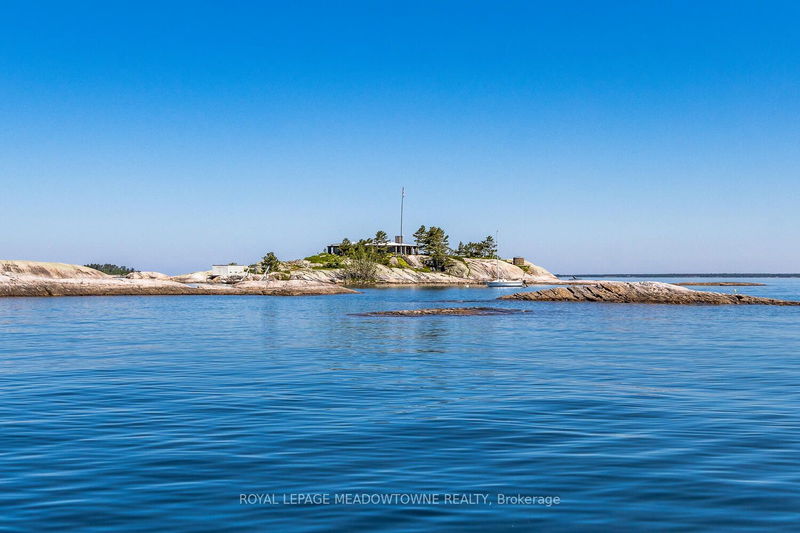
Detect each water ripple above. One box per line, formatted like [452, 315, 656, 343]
[1, 282, 800, 530]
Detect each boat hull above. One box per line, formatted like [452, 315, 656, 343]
[486, 280, 525, 288]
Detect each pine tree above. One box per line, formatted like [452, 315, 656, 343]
[425, 226, 450, 271]
[481, 235, 497, 258]
[413, 225, 427, 248]
[257, 252, 280, 273]
[338, 238, 353, 256]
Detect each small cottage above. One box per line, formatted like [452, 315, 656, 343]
[211, 264, 246, 277]
[326, 236, 420, 256]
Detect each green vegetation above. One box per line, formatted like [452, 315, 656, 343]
[323, 233, 396, 283]
[454, 235, 498, 259]
[248, 252, 280, 274]
[374, 230, 388, 245]
[372, 231, 390, 256]
[325, 225, 503, 278]
[305, 252, 335, 264]
[394, 256, 411, 269]
[413, 225, 451, 271]
[333, 233, 393, 266]
[85, 264, 136, 276]
[304, 252, 344, 269]
[413, 225, 428, 247]
[341, 243, 379, 283]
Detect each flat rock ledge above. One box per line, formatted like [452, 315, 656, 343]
[355, 307, 527, 317]
[499, 281, 800, 306]
[0, 277, 355, 297]
[674, 282, 766, 286]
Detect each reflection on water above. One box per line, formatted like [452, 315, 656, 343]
[1, 280, 800, 530]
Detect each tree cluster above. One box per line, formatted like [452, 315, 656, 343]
[454, 235, 498, 259]
[331, 226, 499, 274]
[412, 225, 450, 271]
[85, 264, 136, 276]
[336, 231, 392, 265]
[341, 244, 379, 283]
[330, 233, 391, 283]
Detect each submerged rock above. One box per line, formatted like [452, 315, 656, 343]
[356, 307, 527, 316]
[500, 281, 800, 306]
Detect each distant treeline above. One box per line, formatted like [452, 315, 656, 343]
[85, 264, 137, 276]
[563, 273, 800, 278]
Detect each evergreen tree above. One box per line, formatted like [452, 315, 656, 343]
[338, 238, 353, 256]
[480, 235, 498, 258]
[413, 225, 427, 248]
[425, 226, 450, 271]
[257, 252, 280, 274]
[374, 231, 389, 255]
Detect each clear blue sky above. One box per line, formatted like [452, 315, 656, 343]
[2, 1, 798, 274]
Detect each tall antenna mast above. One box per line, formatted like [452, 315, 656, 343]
[400, 186, 405, 241]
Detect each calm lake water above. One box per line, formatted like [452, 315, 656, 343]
[2, 278, 800, 531]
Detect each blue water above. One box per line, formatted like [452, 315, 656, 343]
[2, 279, 800, 531]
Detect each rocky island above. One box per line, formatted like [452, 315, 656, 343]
[0, 260, 355, 297]
[500, 281, 800, 306]
[0, 253, 566, 298]
[4, 259, 796, 306]
[226, 254, 562, 285]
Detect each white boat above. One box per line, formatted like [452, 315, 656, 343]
[486, 279, 525, 288]
[485, 231, 525, 288]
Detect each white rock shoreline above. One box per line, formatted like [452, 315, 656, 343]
[171, 256, 572, 286]
[0, 261, 356, 297]
[0, 257, 594, 298]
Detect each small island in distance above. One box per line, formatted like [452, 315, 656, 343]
[2, 257, 799, 306]
[2, 223, 797, 304]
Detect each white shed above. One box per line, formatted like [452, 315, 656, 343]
[211, 264, 246, 277]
